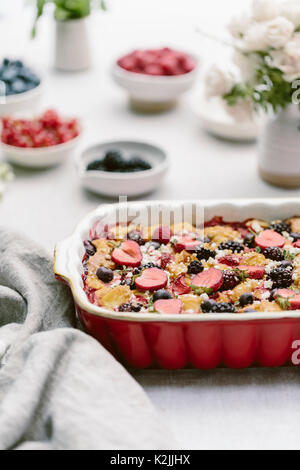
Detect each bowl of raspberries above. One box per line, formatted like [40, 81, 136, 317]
[0, 109, 81, 168]
[78, 140, 169, 197]
[113, 47, 198, 112]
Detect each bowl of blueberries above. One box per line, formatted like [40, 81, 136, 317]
[78, 140, 169, 197]
[0, 58, 43, 116]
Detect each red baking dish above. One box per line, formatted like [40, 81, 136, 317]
[54, 199, 300, 369]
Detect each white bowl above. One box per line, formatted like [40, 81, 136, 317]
[193, 95, 261, 142]
[112, 63, 198, 110]
[1, 134, 81, 168]
[77, 140, 169, 198]
[0, 81, 44, 117]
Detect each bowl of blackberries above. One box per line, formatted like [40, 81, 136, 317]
[0, 58, 43, 116]
[78, 140, 169, 197]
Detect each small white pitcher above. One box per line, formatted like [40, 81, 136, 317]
[258, 104, 300, 188]
[55, 17, 91, 72]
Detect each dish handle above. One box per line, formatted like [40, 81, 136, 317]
[53, 237, 73, 286]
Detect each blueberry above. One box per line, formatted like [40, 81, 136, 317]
[103, 150, 124, 171]
[84, 240, 96, 257]
[239, 292, 254, 307]
[290, 232, 300, 241]
[201, 300, 217, 313]
[10, 78, 27, 94]
[153, 289, 173, 302]
[86, 159, 105, 171]
[149, 241, 161, 250]
[126, 156, 152, 171]
[2, 66, 18, 82]
[96, 267, 114, 283]
[243, 233, 255, 248]
[127, 230, 145, 245]
[243, 308, 256, 313]
[280, 260, 293, 270]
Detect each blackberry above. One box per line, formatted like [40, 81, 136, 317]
[187, 260, 204, 275]
[243, 233, 255, 248]
[153, 289, 173, 302]
[126, 156, 152, 171]
[86, 160, 105, 171]
[120, 278, 131, 287]
[239, 292, 254, 307]
[127, 230, 145, 245]
[280, 260, 293, 270]
[133, 262, 160, 275]
[268, 221, 291, 234]
[119, 302, 143, 312]
[220, 270, 240, 291]
[202, 300, 236, 313]
[263, 247, 284, 261]
[218, 240, 244, 253]
[118, 303, 132, 312]
[196, 247, 216, 261]
[267, 267, 293, 289]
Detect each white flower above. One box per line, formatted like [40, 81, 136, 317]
[205, 65, 235, 98]
[252, 0, 280, 22]
[267, 33, 300, 81]
[225, 98, 255, 122]
[228, 14, 252, 39]
[232, 50, 261, 82]
[264, 16, 294, 49]
[241, 23, 269, 51]
[281, 0, 300, 27]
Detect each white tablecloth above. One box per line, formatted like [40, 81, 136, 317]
[1, 0, 300, 450]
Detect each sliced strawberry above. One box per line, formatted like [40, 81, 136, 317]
[218, 254, 241, 267]
[273, 288, 295, 299]
[152, 226, 173, 244]
[255, 229, 285, 249]
[290, 294, 300, 310]
[154, 299, 182, 314]
[294, 240, 300, 248]
[172, 274, 191, 295]
[111, 240, 142, 267]
[161, 252, 171, 269]
[192, 268, 223, 291]
[238, 265, 265, 279]
[135, 267, 168, 291]
[173, 236, 201, 253]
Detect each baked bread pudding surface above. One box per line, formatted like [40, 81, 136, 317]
[82, 217, 300, 314]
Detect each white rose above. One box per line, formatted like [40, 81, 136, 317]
[241, 23, 269, 51]
[252, 0, 280, 22]
[228, 14, 252, 39]
[205, 65, 235, 98]
[268, 33, 300, 81]
[281, 1, 300, 27]
[264, 16, 294, 49]
[233, 50, 261, 82]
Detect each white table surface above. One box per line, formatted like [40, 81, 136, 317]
[1, 0, 300, 450]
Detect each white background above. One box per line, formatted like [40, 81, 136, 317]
[1, 0, 300, 450]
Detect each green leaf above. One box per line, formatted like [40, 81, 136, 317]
[283, 249, 295, 261]
[190, 285, 213, 296]
[275, 296, 291, 310]
[31, 0, 48, 38]
[234, 268, 249, 281]
[255, 246, 261, 253]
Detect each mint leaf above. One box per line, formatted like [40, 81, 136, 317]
[275, 296, 291, 310]
[191, 285, 213, 296]
[234, 268, 249, 281]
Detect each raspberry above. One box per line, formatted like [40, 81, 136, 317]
[220, 270, 240, 291]
[263, 247, 284, 261]
[267, 268, 293, 289]
[218, 241, 244, 253]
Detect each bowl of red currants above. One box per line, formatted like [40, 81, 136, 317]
[0, 109, 81, 168]
[112, 47, 198, 112]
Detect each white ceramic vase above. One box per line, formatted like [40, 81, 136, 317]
[258, 105, 300, 188]
[55, 18, 91, 72]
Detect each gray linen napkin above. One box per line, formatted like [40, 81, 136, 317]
[0, 229, 175, 450]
